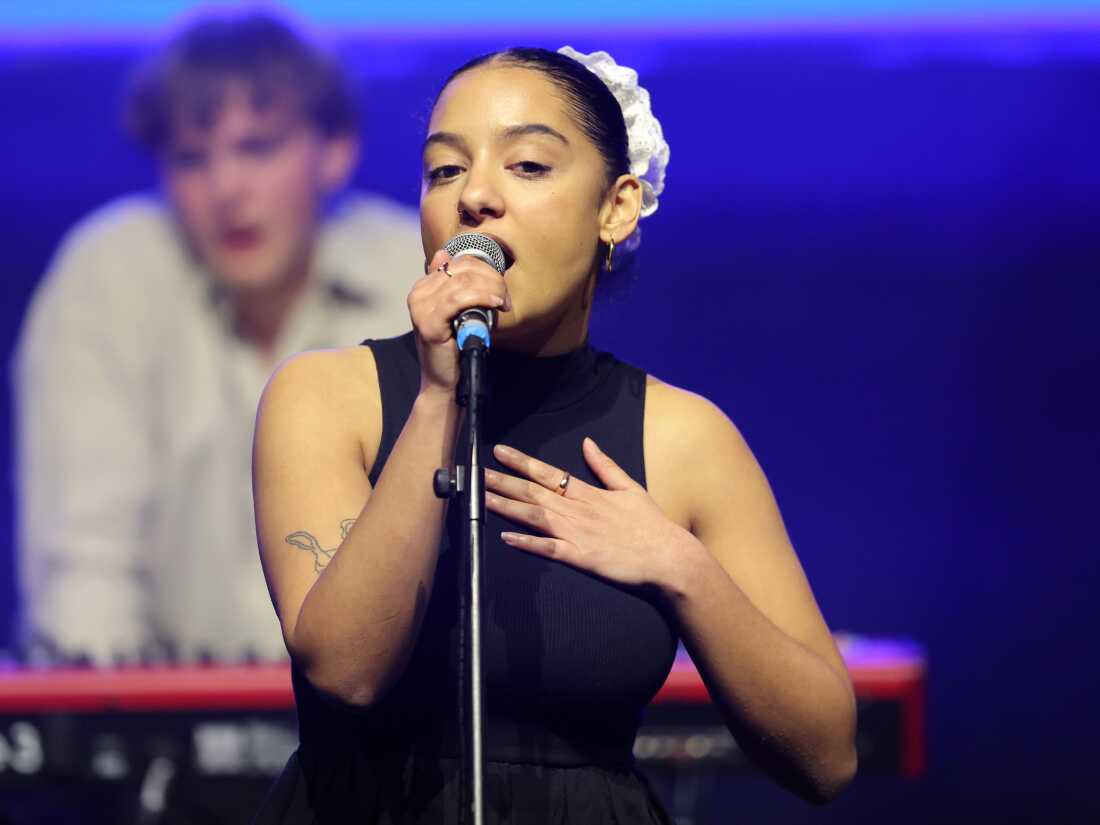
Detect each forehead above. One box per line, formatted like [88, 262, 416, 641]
[429, 64, 576, 136]
[168, 77, 303, 144]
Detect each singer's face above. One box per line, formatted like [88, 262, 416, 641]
[162, 81, 354, 295]
[421, 65, 611, 346]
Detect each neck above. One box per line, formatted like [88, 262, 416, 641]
[231, 263, 311, 361]
[496, 318, 587, 357]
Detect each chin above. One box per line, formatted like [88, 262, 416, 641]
[206, 253, 286, 293]
[492, 311, 521, 338]
[212, 270, 281, 293]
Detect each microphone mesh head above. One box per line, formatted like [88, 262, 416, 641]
[444, 232, 507, 274]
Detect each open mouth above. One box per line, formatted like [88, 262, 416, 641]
[220, 226, 262, 251]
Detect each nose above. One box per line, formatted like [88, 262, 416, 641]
[207, 151, 247, 208]
[457, 162, 504, 225]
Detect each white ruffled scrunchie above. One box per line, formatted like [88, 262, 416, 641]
[558, 45, 669, 221]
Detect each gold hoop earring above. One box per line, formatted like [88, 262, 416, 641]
[605, 238, 616, 272]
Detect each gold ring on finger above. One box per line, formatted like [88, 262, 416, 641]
[557, 472, 570, 496]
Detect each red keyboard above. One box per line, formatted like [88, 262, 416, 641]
[0, 634, 924, 787]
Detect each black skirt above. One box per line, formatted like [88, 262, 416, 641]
[253, 747, 672, 825]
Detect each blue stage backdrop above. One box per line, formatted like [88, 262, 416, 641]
[1, 5, 1098, 823]
[2, 1, 1100, 33]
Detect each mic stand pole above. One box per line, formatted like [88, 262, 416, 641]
[434, 335, 488, 825]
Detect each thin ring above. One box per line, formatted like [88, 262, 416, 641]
[556, 472, 571, 496]
[437, 261, 452, 277]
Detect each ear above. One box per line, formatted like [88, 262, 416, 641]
[318, 133, 360, 195]
[597, 174, 643, 247]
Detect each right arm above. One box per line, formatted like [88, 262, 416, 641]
[253, 250, 509, 706]
[15, 227, 156, 664]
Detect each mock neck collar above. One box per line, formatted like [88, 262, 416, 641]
[486, 342, 606, 416]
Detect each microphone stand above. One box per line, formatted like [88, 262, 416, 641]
[434, 335, 488, 825]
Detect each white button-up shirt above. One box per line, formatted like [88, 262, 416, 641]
[15, 192, 423, 664]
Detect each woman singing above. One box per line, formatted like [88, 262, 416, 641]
[252, 46, 856, 823]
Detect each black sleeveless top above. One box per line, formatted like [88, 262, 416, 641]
[255, 333, 678, 824]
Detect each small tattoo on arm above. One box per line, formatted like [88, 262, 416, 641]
[285, 518, 357, 574]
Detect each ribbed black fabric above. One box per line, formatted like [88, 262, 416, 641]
[255, 332, 678, 824]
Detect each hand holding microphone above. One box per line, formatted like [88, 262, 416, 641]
[407, 232, 510, 396]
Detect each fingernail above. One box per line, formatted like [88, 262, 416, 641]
[492, 296, 505, 307]
[494, 444, 514, 457]
[501, 531, 521, 543]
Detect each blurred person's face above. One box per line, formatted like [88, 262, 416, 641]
[161, 81, 356, 294]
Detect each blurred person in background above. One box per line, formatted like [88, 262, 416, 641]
[13, 11, 421, 665]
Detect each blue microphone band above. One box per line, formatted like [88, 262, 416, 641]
[457, 317, 490, 350]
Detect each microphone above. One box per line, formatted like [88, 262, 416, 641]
[444, 232, 507, 349]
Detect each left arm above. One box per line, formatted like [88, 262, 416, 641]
[485, 382, 856, 802]
[643, 381, 857, 802]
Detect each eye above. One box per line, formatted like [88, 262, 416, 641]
[427, 164, 463, 184]
[511, 161, 550, 177]
[239, 136, 281, 158]
[168, 148, 206, 171]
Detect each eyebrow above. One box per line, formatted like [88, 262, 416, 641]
[500, 123, 570, 146]
[423, 131, 468, 155]
[423, 123, 570, 156]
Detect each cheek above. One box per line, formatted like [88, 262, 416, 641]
[263, 151, 323, 226]
[419, 198, 454, 255]
[166, 177, 214, 239]
[524, 191, 598, 272]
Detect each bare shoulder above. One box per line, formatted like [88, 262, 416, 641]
[260, 345, 379, 420]
[645, 376, 744, 445]
[644, 375, 756, 478]
[257, 345, 383, 472]
[643, 375, 769, 531]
